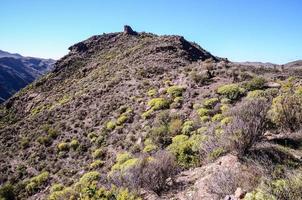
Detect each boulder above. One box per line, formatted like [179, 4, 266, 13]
[123, 25, 137, 35]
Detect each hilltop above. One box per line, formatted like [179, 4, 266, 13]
[1, 26, 302, 200]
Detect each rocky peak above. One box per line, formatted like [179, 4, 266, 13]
[123, 25, 137, 35]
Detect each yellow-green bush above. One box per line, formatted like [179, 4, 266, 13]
[200, 115, 210, 123]
[246, 90, 266, 99]
[217, 84, 245, 100]
[106, 120, 116, 130]
[50, 183, 64, 193]
[70, 139, 79, 150]
[244, 76, 266, 91]
[142, 109, 153, 119]
[197, 108, 209, 117]
[147, 98, 170, 110]
[57, 142, 69, 151]
[143, 143, 158, 153]
[90, 160, 104, 169]
[167, 85, 185, 98]
[92, 148, 104, 159]
[220, 104, 230, 112]
[203, 98, 219, 108]
[268, 93, 302, 131]
[116, 114, 128, 125]
[169, 118, 182, 135]
[181, 120, 194, 135]
[212, 113, 224, 122]
[208, 147, 225, 161]
[111, 153, 138, 173]
[167, 134, 205, 168]
[0, 183, 15, 200]
[221, 117, 232, 126]
[147, 89, 157, 97]
[245, 171, 302, 200]
[25, 172, 49, 193]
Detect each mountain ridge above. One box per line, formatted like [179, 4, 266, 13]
[1, 26, 302, 200]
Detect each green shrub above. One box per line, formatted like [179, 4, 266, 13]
[25, 172, 49, 193]
[50, 184, 64, 193]
[147, 98, 170, 110]
[246, 90, 266, 99]
[57, 142, 69, 151]
[170, 96, 183, 108]
[197, 127, 208, 134]
[169, 118, 182, 135]
[166, 86, 185, 97]
[220, 104, 230, 112]
[88, 132, 97, 141]
[220, 117, 232, 126]
[167, 134, 204, 168]
[268, 93, 302, 131]
[90, 160, 104, 169]
[200, 116, 210, 123]
[147, 89, 157, 97]
[142, 109, 153, 119]
[203, 98, 219, 108]
[70, 139, 79, 150]
[92, 148, 104, 159]
[208, 147, 225, 161]
[245, 171, 302, 200]
[37, 135, 52, 146]
[20, 137, 30, 149]
[181, 121, 194, 135]
[116, 114, 128, 125]
[106, 121, 116, 130]
[244, 76, 266, 91]
[143, 144, 158, 153]
[212, 114, 224, 122]
[220, 98, 231, 104]
[111, 153, 138, 173]
[217, 84, 245, 100]
[197, 108, 209, 117]
[143, 139, 158, 153]
[48, 128, 59, 139]
[0, 183, 15, 200]
[295, 86, 302, 95]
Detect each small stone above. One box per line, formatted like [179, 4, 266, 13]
[234, 187, 246, 199]
[264, 82, 281, 88]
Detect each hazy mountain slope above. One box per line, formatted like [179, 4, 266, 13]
[0, 51, 55, 103]
[0, 27, 301, 200]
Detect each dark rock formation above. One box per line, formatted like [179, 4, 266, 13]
[123, 25, 137, 35]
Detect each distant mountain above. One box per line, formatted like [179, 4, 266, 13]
[284, 60, 302, 68]
[0, 50, 55, 103]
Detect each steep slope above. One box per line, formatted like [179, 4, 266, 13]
[0, 50, 55, 103]
[1, 27, 302, 200]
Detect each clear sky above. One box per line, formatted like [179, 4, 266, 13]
[1, 0, 301, 64]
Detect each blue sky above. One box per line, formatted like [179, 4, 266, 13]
[1, 0, 301, 64]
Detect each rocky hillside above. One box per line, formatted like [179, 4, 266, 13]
[0, 50, 55, 103]
[1, 26, 302, 200]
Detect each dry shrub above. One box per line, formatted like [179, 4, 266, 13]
[225, 98, 270, 156]
[110, 150, 178, 194]
[207, 168, 241, 198]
